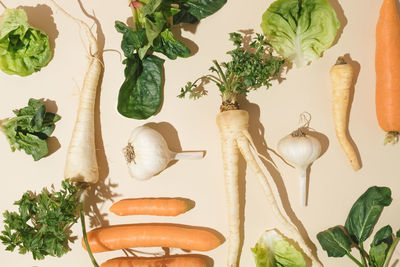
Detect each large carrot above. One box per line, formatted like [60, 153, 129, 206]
[110, 198, 195, 216]
[180, 32, 321, 266]
[330, 56, 361, 170]
[376, 0, 400, 144]
[100, 256, 207, 267]
[83, 223, 224, 253]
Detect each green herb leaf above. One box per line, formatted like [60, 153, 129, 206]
[345, 186, 392, 244]
[317, 226, 353, 258]
[372, 225, 393, 248]
[117, 54, 164, 119]
[0, 180, 83, 260]
[152, 28, 191, 59]
[397, 229, 400, 238]
[115, 21, 147, 59]
[173, 0, 227, 24]
[1, 98, 61, 161]
[179, 32, 284, 104]
[369, 242, 388, 267]
[0, 8, 52, 76]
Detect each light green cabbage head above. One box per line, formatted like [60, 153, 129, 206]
[251, 229, 306, 267]
[260, 0, 340, 68]
[0, 8, 52, 76]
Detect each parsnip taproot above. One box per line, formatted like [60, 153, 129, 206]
[100, 256, 207, 267]
[330, 56, 360, 170]
[83, 223, 223, 253]
[110, 198, 195, 216]
[180, 32, 321, 267]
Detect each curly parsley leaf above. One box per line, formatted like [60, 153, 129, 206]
[1, 98, 60, 161]
[0, 180, 83, 260]
[179, 32, 284, 103]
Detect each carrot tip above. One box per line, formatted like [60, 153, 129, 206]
[384, 131, 400, 145]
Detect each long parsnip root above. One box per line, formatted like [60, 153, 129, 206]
[330, 57, 360, 171]
[216, 110, 247, 267]
[217, 110, 321, 267]
[51, 0, 102, 183]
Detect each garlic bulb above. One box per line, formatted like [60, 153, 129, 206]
[124, 126, 204, 180]
[277, 128, 321, 206]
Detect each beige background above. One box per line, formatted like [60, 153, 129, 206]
[0, 0, 399, 266]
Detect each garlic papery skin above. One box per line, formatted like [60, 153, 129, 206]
[124, 126, 204, 180]
[277, 129, 321, 206]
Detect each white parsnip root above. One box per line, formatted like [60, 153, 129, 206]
[50, 0, 102, 184]
[217, 110, 322, 267]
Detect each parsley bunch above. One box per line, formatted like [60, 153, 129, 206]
[0, 180, 84, 260]
[179, 32, 284, 110]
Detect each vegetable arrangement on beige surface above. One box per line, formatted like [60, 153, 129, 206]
[180, 32, 321, 267]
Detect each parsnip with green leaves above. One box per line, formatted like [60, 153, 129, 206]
[180, 32, 321, 267]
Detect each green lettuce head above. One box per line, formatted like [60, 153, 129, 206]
[261, 0, 340, 68]
[251, 229, 306, 267]
[0, 8, 52, 76]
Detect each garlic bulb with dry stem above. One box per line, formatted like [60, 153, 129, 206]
[124, 126, 204, 180]
[277, 115, 321, 206]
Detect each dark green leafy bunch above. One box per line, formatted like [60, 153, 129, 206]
[115, 0, 226, 120]
[1, 98, 60, 161]
[317, 186, 400, 267]
[178, 32, 284, 109]
[0, 180, 84, 260]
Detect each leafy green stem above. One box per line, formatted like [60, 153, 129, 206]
[130, 1, 142, 30]
[383, 237, 400, 267]
[358, 243, 369, 267]
[80, 206, 99, 267]
[346, 252, 365, 267]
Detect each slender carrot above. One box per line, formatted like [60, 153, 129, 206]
[376, 0, 400, 144]
[110, 198, 195, 216]
[216, 110, 322, 267]
[330, 56, 360, 170]
[100, 256, 207, 267]
[82, 223, 224, 253]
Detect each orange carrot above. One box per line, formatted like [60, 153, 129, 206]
[82, 223, 224, 253]
[109, 198, 195, 216]
[376, 0, 400, 144]
[100, 256, 207, 267]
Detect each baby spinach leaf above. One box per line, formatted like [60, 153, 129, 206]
[1, 98, 60, 161]
[173, 0, 227, 24]
[345, 186, 392, 244]
[115, 21, 147, 58]
[153, 28, 191, 59]
[317, 226, 353, 257]
[372, 225, 393, 248]
[117, 54, 164, 119]
[369, 242, 388, 267]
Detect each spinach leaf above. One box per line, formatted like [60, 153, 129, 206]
[345, 186, 392, 244]
[173, 0, 227, 24]
[153, 28, 191, 59]
[117, 54, 164, 119]
[1, 98, 60, 161]
[316, 226, 353, 257]
[116, 0, 226, 119]
[369, 243, 388, 267]
[372, 225, 393, 247]
[115, 21, 147, 58]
